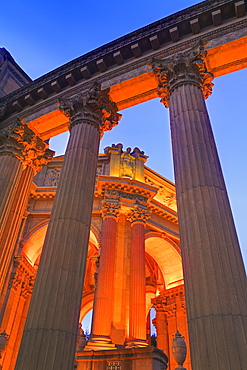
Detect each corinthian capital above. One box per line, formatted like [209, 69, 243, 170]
[127, 206, 151, 224]
[59, 82, 122, 137]
[149, 41, 214, 107]
[0, 119, 54, 173]
[101, 201, 120, 219]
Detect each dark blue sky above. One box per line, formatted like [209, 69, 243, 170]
[1, 0, 246, 266]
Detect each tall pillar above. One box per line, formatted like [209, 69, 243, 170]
[150, 41, 247, 369]
[15, 83, 121, 370]
[126, 206, 150, 347]
[0, 119, 53, 300]
[86, 200, 120, 350]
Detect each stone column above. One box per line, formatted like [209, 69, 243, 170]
[85, 201, 120, 350]
[153, 308, 169, 358]
[15, 83, 121, 370]
[0, 120, 53, 300]
[126, 206, 150, 347]
[0, 120, 30, 241]
[150, 41, 247, 369]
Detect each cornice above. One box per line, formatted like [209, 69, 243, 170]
[149, 200, 178, 224]
[96, 175, 159, 199]
[30, 186, 56, 199]
[0, 0, 246, 121]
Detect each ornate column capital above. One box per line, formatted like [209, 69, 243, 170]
[149, 40, 214, 107]
[59, 82, 122, 138]
[0, 119, 54, 173]
[152, 295, 167, 312]
[101, 200, 120, 220]
[127, 205, 151, 225]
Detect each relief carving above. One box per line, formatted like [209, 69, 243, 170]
[105, 189, 147, 203]
[44, 168, 61, 186]
[155, 189, 177, 211]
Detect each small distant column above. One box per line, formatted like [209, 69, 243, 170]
[126, 206, 150, 347]
[150, 41, 247, 369]
[15, 83, 121, 370]
[152, 306, 169, 358]
[85, 201, 120, 350]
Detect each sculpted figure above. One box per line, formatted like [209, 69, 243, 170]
[120, 147, 135, 178]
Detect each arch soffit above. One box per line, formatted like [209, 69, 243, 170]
[145, 232, 183, 290]
[22, 220, 100, 266]
[80, 291, 94, 322]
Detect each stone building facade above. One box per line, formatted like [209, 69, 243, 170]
[0, 144, 189, 370]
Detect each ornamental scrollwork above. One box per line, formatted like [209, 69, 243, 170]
[59, 82, 122, 138]
[149, 40, 214, 107]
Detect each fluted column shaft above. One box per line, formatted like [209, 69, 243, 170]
[151, 42, 247, 369]
[0, 167, 34, 320]
[126, 207, 150, 347]
[0, 155, 23, 241]
[155, 310, 169, 357]
[169, 83, 247, 369]
[15, 83, 120, 370]
[90, 208, 118, 342]
[0, 120, 53, 300]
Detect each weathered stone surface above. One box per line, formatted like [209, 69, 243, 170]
[15, 83, 121, 370]
[151, 42, 247, 369]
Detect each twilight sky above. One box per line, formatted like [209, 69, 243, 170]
[1, 0, 247, 268]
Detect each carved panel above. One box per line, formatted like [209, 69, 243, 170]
[8, 255, 36, 298]
[44, 168, 61, 186]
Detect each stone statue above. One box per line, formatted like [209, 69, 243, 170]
[120, 147, 135, 178]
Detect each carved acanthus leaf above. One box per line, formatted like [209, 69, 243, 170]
[127, 205, 151, 224]
[149, 40, 214, 107]
[59, 82, 121, 137]
[101, 201, 120, 219]
[0, 119, 54, 172]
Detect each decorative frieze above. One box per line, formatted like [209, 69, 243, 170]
[149, 40, 214, 107]
[105, 188, 147, 203]
[0, 119, 54, 173]
[59, 82, 121, 137]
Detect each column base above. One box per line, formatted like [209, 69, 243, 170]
[76, 346, 168, 370]
[125, 339, 149, 348]
[84, 336, 116, 351]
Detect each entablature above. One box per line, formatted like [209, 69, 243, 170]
[0, 0, 246, 140]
